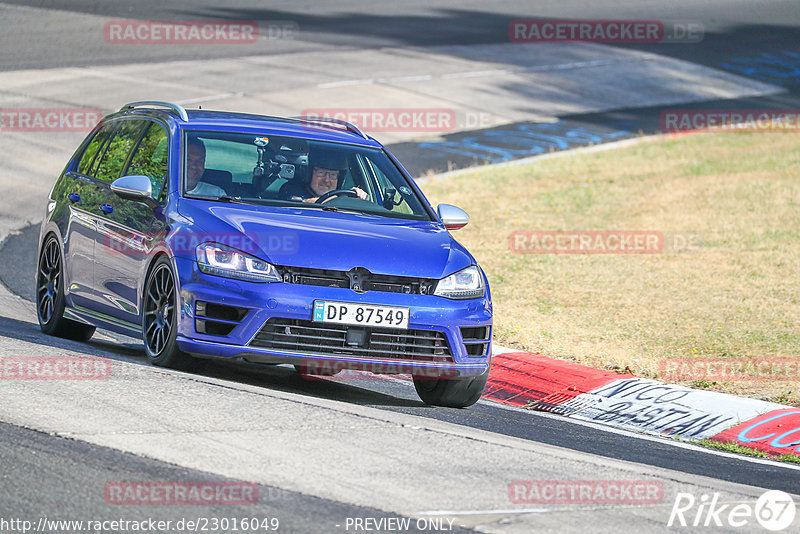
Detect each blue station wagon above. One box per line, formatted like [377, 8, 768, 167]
[37, 101, 492, 407]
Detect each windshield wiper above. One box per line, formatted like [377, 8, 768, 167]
[318, 205, 370, 215]
[216, 195, 245, 203]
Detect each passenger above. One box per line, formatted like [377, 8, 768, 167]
[186, 138, 227, 197]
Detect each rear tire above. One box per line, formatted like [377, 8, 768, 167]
[413, 369, 489, 408]
[36, 235, 95, 342]
[142, 257, 195, 370]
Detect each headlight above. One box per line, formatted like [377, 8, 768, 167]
[434, 265, 484, 299]
[196, 242, 281, 283]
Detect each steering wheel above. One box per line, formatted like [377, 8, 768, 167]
[315, 189, 358, 204]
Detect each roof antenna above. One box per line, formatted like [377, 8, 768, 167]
[198, 105, 202, 110]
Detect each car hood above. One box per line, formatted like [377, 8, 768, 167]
[175, 200, 474, 279]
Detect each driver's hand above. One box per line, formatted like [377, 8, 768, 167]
[352, 187, 369, 200]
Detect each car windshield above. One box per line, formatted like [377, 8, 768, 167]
[182, 131, 432, 221]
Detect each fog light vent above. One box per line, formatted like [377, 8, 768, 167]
[194, 300, 249, 337]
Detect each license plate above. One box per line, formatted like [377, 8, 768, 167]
[312, 301, 410, 330]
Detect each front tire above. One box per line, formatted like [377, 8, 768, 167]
[413, 369, 489, 408]
[142, 257, 194, 370]
[36, 235, 95, 341]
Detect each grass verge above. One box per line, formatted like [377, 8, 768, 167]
[699, 439, 800, 464]
[420, 132, 800, 404]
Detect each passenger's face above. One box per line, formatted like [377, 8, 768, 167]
[186, 144, 206, 188]
[310, 167, 339, 196]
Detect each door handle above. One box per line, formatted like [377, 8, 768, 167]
[100, 204, 114, 214]
[68, 193, 81, 203]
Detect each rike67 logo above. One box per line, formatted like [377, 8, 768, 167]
[668, 490, 796, 531]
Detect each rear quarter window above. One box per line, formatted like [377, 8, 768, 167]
[76, 122, 117, 176]
[126, 122, 170, 200]
[94, 120, 147, 183]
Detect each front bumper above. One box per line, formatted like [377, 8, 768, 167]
[173, 257, 493, 377]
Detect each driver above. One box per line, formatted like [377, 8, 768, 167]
[280, 150, 368, 203]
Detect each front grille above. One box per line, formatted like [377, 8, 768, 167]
[250, 318, 452, 362]
[285, 268, 349, 289]
[278, 266, 436, 295]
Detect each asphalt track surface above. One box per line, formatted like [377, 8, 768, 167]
[0, 267, 799, 495]
[142, 354, 800, 496]
[1, 421, 461, 533]
[4, 1, 800, 178]
[1, 0, 798, 70]
[2, 1, 800, 531]
[2, 310, 800, 495]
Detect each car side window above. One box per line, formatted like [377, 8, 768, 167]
[203, 138, 257, 183]
[363, 155, 414, 215]
[76, 123, 117, 176]
[126, 122, 169, 201]
[368, 158, 390, 192]
[95, 120, 147, 183]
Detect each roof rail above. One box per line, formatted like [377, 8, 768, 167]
[120, 101, 189, 121]
[291, 115, 369, 139]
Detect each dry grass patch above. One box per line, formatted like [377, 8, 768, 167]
[420, 132, 800, 404]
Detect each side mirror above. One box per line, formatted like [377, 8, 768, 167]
[111, 175, 158, 208]
[437, 203, 469, 230]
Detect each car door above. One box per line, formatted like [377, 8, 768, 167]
[86, 118, 149, 321]
[94, 120, 170, 325]
[59, 121, 118, 309]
